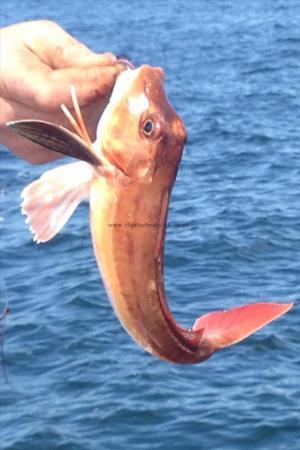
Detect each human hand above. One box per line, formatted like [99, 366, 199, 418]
[0, 20, 123, 163]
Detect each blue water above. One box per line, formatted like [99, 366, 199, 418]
[1, 1, 300, 449]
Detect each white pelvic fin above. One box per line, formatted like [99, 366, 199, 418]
[21, 161, 95, 243]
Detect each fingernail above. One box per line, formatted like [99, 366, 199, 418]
[102, 52, 117, 63]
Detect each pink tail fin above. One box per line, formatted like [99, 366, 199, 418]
[193, 302, 293, 350]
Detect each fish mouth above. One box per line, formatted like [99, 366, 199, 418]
[103, 150, 155, 184]
[104, 151, 128, 176]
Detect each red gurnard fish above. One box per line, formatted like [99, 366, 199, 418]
[8, 64, 293, 364]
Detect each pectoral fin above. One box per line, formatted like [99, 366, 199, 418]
[21, 161, 95, 243]
[7, 120, 102, 166]
[193, 302, 293, 350]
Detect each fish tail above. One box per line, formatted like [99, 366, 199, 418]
[193, 302, 293, 350]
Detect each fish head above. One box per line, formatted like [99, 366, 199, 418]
[97, 65, 186, 183]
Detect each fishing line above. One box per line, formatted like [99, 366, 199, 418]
[0, 278, 10, 383]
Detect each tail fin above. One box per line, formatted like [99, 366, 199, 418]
[193, 302, 293, 350]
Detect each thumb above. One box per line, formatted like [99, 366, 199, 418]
[24, 20, 116, 69]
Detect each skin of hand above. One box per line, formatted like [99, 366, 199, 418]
[0, 20, 124, 163]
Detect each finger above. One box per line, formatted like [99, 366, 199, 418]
[2, 64, 122, 113]
[23, 21, 116, 69]
[53, 49, 117, 69]
[37, 64, 125, 111]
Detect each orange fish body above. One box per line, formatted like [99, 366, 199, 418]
[89, 65, 206, 362]
[7, 64, 293, 364]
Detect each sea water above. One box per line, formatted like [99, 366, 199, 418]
[1, 1, 299, 449]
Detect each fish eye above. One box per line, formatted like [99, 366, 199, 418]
[140, 115, 162, 139]
[143, 119, 154, 135]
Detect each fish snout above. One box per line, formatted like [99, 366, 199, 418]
[139, 64, 165, 83]
[173, 115, 187, 145]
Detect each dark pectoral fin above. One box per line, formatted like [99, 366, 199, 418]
[7, 120, 102, 166]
